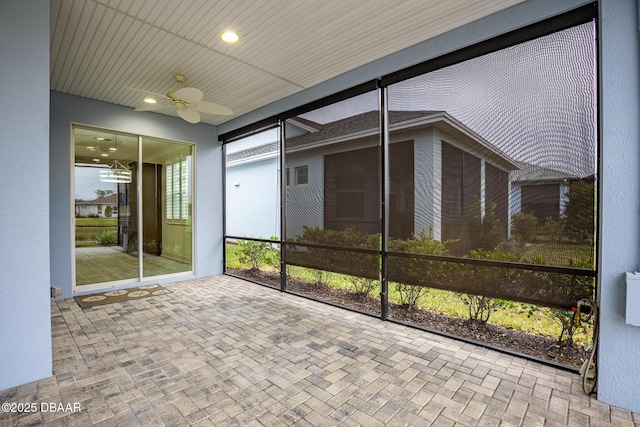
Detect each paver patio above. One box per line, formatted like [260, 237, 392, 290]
[1, 275, 638, 426]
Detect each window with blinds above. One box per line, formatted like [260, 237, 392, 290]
[166, 157, 190, 222]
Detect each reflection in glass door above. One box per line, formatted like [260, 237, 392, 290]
[141, 137, 193, 278]
[73, 127, 193, 289]
[74, 128, 139, 285]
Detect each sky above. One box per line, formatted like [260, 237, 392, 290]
[298, 22, 597, 178]
[75, 165, 117, 201]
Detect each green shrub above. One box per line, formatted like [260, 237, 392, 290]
[310, 269, 333, 286]
[386, 232, 448, 305]
[95, 230, 117, 246]
[394, 282, 427, 309]
[237, 237, 278, 271]
[287, 227, 380, 279]
[467, 201, 505, 251]
[295, 226, 379, 248]
[388, 231, 450, 256]
[511, 212, 538, 242]
[349, 277, 378, 295]
[457, 294, 503, 323]
[544, 258, 595, 347]
[563, 180, 595, 244]
[386, 232, 452, 310]
[455, 248, 522, 322]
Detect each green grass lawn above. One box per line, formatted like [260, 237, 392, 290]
[522, 242, 594, 266]
[76, 217, 118, 227]
[225, 243, 593, 345]
[75, 217, 118, 246]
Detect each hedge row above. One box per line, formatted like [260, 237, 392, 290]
[285, 226, 593, 310]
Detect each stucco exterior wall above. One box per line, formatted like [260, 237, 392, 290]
[50, 92, 222, 298]
[226, 157, 281, 240]
[596, 0, 640, 413]
[0, 0, 52, 390]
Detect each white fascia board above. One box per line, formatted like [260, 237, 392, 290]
[225, 151, 278, 167]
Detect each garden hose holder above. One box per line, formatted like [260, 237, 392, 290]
[576, 298, 598, 395]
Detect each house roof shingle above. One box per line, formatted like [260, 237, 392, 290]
[285, 110, 442, 149]
[76, 194, 118, 205]
[510, 161, 577, 183]
[227, 110, 518, 170]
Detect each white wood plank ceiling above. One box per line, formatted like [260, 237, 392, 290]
[51, 0, 524, 125]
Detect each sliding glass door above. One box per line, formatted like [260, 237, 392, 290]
[141, 137, 193, 278]
[73, 126, 194, 290]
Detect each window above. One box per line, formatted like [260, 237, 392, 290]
[166, 156, 191, 222]
[441, 141, 481, 254]
[324, 147, 378, 227]
[521, 184, 560, 221]
[295, 165, 308, 185]
[485, 163, 509, 227]
[325, 148, 368, 221]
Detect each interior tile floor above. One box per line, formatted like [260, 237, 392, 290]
[1, 275, 638, 426]
[75, 246, 191, 285]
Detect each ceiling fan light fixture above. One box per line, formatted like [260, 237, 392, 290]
[99, 160, 132, 183]
[221, 31, 239, 43]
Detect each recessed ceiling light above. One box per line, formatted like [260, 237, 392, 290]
[96, 137, 105, 141]
[144, 97, 157, 104]
[101, 153, 109, 157]
[221, 31, 239, 43]
[109, 147, 117, 152]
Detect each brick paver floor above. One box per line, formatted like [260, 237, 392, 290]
[1, 275, 639, 426]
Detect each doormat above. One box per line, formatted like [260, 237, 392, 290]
[74, 284, 171, 309]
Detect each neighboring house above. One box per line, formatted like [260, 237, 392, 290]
[508, 161, 599, 225]
[509, 161, 577, 223]
[285, 110, 518, 254]
[225, 141, 280, 240]
[227, 110, 520, 253]
[75, 194, 118, 218]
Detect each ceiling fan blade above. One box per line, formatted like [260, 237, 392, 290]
[177, 107, 201, 124]
[195, 101, 233, 116]
[176, 87, 203, 103]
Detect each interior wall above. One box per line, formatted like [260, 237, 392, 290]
[218, 0, 640, 414]
[0, 0, 52, 390]
[50, 92, 223, 298]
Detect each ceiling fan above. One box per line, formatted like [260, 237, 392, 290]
[131, 74, 232, 123]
